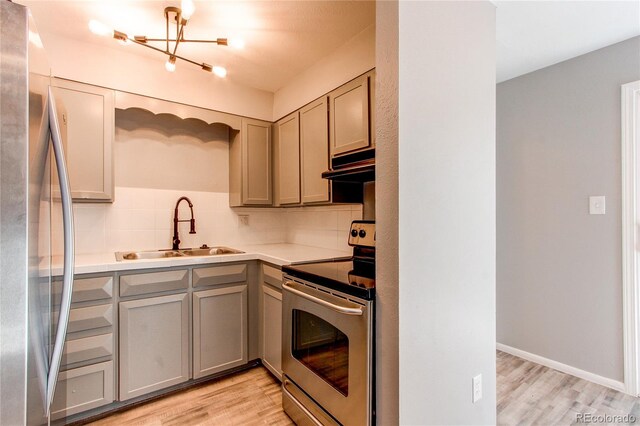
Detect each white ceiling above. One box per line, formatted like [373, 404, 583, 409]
[496, 0, 640, 83]
[20, 1, 640, 90]
[22, 1, 375, 93]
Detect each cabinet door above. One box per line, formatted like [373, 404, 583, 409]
[300, 97, 330, 204]
[52, 79, 114, 202]
[261, 284, 282, 380]
[119, 293, 189, 400]
[193, 285, 248, 379]
[51, 361, 114, 420]
[368, 70, 376, 147]
[242, 118, 272, 205]
[329, 74, 370, 157]
[274, 113, 301, 205]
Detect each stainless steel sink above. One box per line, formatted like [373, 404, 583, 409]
[180, 247, 243, 256]
[115, 246, 244, 261]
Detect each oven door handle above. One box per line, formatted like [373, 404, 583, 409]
[283, 281, 363, 316]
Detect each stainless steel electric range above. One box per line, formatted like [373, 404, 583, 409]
[281, 220, 375, 426]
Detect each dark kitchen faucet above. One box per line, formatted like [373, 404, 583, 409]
[172, 196, 196, 250]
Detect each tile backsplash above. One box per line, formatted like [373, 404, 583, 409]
[54, 187, 362, 256]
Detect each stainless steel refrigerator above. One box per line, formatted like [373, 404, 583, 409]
[0, 1, 75, 424]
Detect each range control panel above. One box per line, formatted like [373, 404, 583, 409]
[348, 221, 376, 248]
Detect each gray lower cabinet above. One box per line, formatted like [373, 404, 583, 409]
[52, 273, 116, 420]
[261, 284, 282, 380]
[51, 361, 114, 420]
[260, 263, 283, 380]
[119, 293, 189, 400]
[193, 285, 248, 379]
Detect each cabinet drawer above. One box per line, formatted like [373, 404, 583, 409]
[51, 361, 114, 420]
[120, 269, 188, 297]
[62, 333, 113, 365]
[54, 275, 114, 304]
[193, 264, 247, 288]
[55, 303, 113, 334]
[262, 264, 283, 288]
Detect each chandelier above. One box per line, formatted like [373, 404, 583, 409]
[89, 0, 240, 76]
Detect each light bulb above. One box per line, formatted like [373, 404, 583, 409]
[28, 30, 44, 49]
[212, 66, 227, 78]
[88, 19, 113, 37]
[165, 57, 177, 72]
[228, 38, 245, 49]
[181, 0, 195, 20]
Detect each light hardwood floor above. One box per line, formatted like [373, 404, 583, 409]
[497, 350, 640, 425]
[87, 352, 640, 425]
[88, 367, 293, 426]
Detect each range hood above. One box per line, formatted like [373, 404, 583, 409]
[322, 148, 375, 182]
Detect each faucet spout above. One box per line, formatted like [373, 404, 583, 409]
[172, 196, 196, 250]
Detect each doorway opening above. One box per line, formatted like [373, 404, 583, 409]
[622, 79, 640, 396]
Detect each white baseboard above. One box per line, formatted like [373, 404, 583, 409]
[496, 343, 626, 393]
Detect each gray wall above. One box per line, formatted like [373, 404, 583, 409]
[398, 1, 497, 424]
[497, 36, 640, 382]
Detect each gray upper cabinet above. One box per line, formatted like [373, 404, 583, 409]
[229, 118, 272, 206]
[193, 285, 248, 379]
[300, 97, 330, 204]
[119, 293, 189, 400]
[52, 79, 114, 202]
[273, 113, 301, 206]
[329, 73, 371, 157]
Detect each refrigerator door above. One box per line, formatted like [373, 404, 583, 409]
[27, 75, 53, 426]
[0, 3, 33, 424]
[1, 3, 74, 425]
[27, 10, 58, 426]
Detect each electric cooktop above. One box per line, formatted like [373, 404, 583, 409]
[282, 221, 375, 301]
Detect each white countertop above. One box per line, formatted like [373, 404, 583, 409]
[49, 243, 352, 276]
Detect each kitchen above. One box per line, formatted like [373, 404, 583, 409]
[3, 1, 638, 425]
[2, 0, 378, 425]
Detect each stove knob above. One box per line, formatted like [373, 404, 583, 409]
[351, 229, 358, 237]
[359, 229, 367, 238]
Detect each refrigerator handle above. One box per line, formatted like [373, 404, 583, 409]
[45, 87, 75, 416]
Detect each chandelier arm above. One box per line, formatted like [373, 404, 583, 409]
[141, 38, 227, 44]
[129, 37, 206, 69]
[172, 52, 206, 68]
[165, 9, 170, 53]
[172, 22, 185, 57]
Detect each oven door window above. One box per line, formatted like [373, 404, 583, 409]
[292, 309, 349, 396]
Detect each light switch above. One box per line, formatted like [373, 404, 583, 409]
[589, 196, 606, 215]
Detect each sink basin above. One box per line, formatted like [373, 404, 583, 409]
[115, 246, 244, 261]
[180, 247, 243, 256]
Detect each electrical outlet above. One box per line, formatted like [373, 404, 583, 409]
[238, 214, 250, 226]
[472, 374, 482, 403]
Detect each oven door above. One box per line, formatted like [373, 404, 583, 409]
[282, 278, 372, 426]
